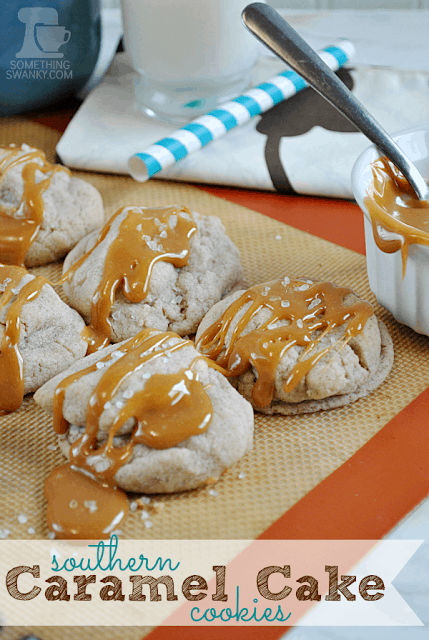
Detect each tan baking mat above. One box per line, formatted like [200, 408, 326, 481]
[1, 118, 429, 639]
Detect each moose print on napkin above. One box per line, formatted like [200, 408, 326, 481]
[257, 69, 359, 194]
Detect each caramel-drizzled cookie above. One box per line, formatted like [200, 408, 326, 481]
[196, 277, 394, 414]
[62, 205, 244, 350]
[0, 143, 103, 267]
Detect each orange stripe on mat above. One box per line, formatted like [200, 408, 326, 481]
[145, 386, 429, 640]
[198, 185, 366, 255]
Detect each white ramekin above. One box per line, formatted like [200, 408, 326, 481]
[351, 125, 429, 336]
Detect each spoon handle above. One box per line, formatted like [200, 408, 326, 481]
[242, 2, 429, 201]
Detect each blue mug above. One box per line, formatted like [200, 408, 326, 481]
[0, 0, 101, 116]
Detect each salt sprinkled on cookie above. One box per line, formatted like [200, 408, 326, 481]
[35, 327, 254, 539]
[62, 204, 244, 350]
[195, 277, 394, 415]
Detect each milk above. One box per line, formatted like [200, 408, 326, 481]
[120, 0, 263, 122]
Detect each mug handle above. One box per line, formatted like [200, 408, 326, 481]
[63, 30, 71, 43]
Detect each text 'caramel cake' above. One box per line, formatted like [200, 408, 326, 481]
[35, 328, 254, 539]
[196, 277, 394, 415]
[0, 144, 103, 267]
[61, 204, 244, 352]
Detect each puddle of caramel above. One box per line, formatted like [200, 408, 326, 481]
[46, 328, 213, 538]
[364, 157, 429, 276]
[61, 205, 197, 352]
[45, 463, 129, 540]
[0, 265, 47, 413]
[0, 144, 69, 267]
[196, 278, 373, 408]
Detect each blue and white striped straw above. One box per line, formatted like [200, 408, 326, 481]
[128, 40, 355, 182]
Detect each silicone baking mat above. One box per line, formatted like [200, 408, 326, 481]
[1, 119, 429, 640]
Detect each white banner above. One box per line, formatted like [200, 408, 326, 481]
[0, 538, 423, 627]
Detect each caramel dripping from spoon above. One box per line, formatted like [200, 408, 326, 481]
[364, 157, 429, 277]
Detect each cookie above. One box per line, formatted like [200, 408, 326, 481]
[0, 143, 104, 266]
[0, 265, 88, 412]
[34, 328, 254, 494]
[195, 277, 394, 414]
[62, 204, 244, 350]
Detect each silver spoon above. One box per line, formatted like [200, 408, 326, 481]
[242, 2, 429, 201]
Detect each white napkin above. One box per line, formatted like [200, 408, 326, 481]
[57, 10, 429, 199]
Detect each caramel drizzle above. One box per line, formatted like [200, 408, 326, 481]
[0, 265, 47, 413]
[196, 279, 374, 408]
[46, 327, 216, 539]
[53, 328, 213, 485]
[364, 157, 429, 277]
[0, 145, 69, 267]
[61, 205, 197, 353]
[45, 463, 130, 540]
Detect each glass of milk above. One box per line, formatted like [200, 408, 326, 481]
[120, 0, 263, 123]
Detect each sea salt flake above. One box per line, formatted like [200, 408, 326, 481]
[0, 528, 10, 539]
[281, 300, 290, 308]
[140, 496, 151, 505]
[130, 501, 138, 512]
[297, 319, 304, 329]
[238, 472, 246, 479]
[308, 297, 321, 310]
[275, 234, 282, 240]
[104, 401, 112, 410]
[140, 510, 149, 520]
[48, 531, 56, 540]
[144, 520, 153, 529]
[282, 277, 290, 286]
[116, 400, 125, 409]
[47, 444, 57, 451]
[208, 489, 218, 497]
[160, 230, 167, 239]
[69, 500, 78, 509]
[96, 361, 105, 369]
[28, 527, 35, 535]
[84, 501, 98, 513]
[123, 390, 133, 399]
[298, 284, 309, 291]
[142, 372, 151, 379]
[18, 514, 27, 524]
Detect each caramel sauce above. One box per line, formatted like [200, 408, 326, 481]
[364, 157, 429, 276]
[45, 328, 213, 538]
[0, 144, 69, 267]
[196, 278, 374, 408]
[0, 265, 47, 413]
[45, 463, 129, 540]
[61, 205, 197, 352]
